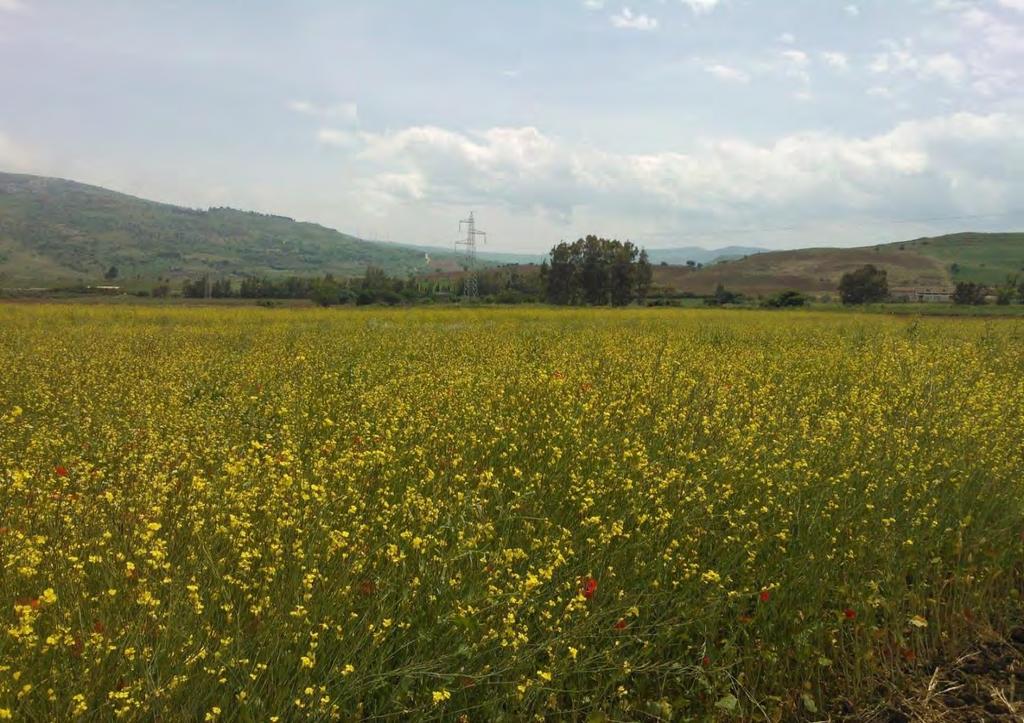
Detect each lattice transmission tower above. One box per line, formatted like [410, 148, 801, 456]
[455, 211, 486, 298]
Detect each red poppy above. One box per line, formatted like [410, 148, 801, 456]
[701, 655, 711, 667]
[15, 597, 40, 611]
[357, 580, 376, 596]
[759, 590, 771, 603]
[844, 608, 856, 620]
[55, 465, 68, 477]
[580, 577, 597, 599]
[613, 618, 627, 630]
[93, 620, 106, 635]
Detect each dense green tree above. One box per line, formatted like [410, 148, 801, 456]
[838, 265, 888, 304]
[540, 235, 650, 306]
[636, 249, 653, 301]
[952, 281, 987, 305]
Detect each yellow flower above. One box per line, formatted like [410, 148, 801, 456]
[431, 689, 451, 704]
[40, 588, 58, 605]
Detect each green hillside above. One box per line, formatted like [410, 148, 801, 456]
[656, 232, 1024, 295]
[894, 232, 1024, 285]
[0, 172, 462, 287]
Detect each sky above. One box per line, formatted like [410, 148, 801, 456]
[1, 0, 1023, 253]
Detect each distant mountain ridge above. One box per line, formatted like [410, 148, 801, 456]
[645, 245, 766, 265]
[0, 172, 468, 286]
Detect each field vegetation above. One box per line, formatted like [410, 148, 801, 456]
[1, 305, 1023, 720]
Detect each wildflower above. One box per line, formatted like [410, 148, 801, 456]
[581, 576, 598, 599]
[759, 590, 771, 603]
[55, 465, 68, 477]
[41, 588, 57, 605]
[613, 618, 627, 630]
[844, 608, 856, 620]
[431, 689, 451, 704]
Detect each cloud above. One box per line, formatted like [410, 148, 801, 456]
[705, 64, 749, 83]
[870, 41, 972, 87]
[0, 130, 33, 171]
[996, 0, 1024, 11]
[821, 51, 849, 70]
[315, 112, 1024, 226]
[680, 0, 721, 14]
[779, 49, 811, 85]
[582, 0, 604, 8]
[287, 100, 359, 124]
[0, 0, 24, 11]
[777, 32, 796, 44]
[921, 53, 967, 85]
[845, 4, 860, 17]
[610, 7, 658, 30]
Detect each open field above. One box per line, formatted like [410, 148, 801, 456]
[1, 305, 1023, 720]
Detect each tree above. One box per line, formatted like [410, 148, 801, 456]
[952, 281, 987, 305]
[104, 265, 119, 280]
[636, 249, 653, 301]
[838, 265, 888, 304]
[540, 236, 651, 306]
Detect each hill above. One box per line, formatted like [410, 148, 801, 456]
[654, 232, 1024, 296]
[0, 172, 466, 287]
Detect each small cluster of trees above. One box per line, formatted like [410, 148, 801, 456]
[839, 265, 889, 304]
[539, 235, 653, 306]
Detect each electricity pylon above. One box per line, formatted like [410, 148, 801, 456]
[455, 212, 486, 298]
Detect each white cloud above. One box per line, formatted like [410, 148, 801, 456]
[845, 4, 860, 17]
[780, 49, 808, 65]
[996, 0, 1024, 11]
[0, 0, 24, 11]
[704, 63, 749, 83]
[610, 7, 658, 30]
[921, 53, 967, 85]
[287, 100, 359, 124]
[870, 41, 972, 87]
[777, 32, 796, 44]
[867, 85, 895, 99]
[779, 49, 811, 85]
[316, 112, 1024, 224]
[582, 0, 604, 8]
[680, 0, 721, 14]
[821, 51, 849, 70]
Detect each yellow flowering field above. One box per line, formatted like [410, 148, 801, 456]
[1, 304, 1023, 720]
